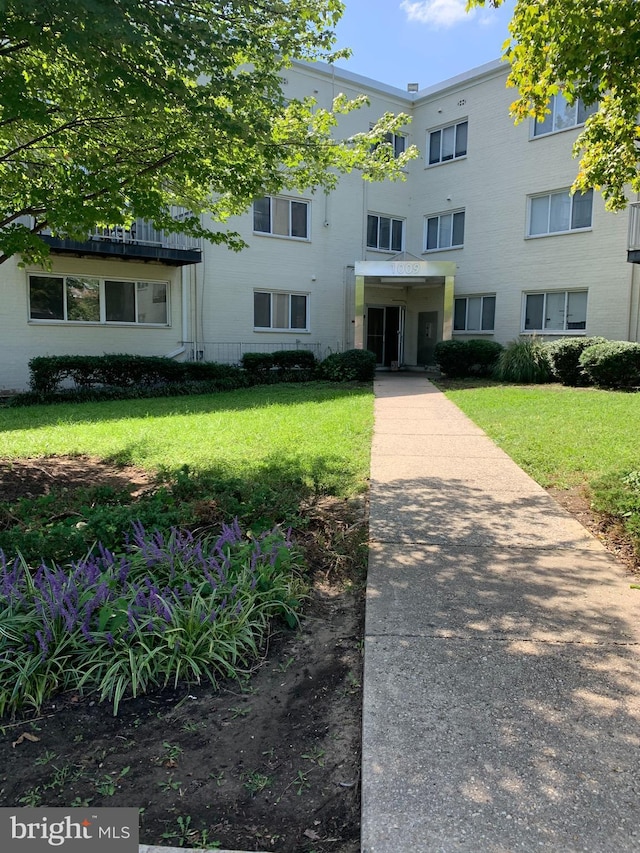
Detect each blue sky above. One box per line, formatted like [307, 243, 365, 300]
[332, 0, 516, 90]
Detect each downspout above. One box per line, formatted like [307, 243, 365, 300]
[163, 265, 189, 360]
[628, 196, 640, 342]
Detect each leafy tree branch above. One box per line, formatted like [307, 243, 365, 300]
[469, 0, 640, 209]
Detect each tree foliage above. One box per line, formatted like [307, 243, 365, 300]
[469, 0, 640, 210]
[0, 0, 416, 264]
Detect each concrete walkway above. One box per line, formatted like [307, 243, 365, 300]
[361, 374, 640, 853]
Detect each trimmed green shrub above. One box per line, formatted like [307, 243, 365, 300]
[319, 349, 376, 382]
[271, 350, 317, 370]
[492, 338, 554, 384]
[579, 340, 640, 389]
[27, 354, 246, 394]
[434, 339, 503, 378]
[546, 337, 607, 386]
[240, 352, 274, 376]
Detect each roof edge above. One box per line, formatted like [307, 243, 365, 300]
[290, 57, 508, 103]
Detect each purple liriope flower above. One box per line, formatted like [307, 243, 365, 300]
[80, 623, 95, 644]
[126, 606, 137, 634]
[35, 629, 49, 659]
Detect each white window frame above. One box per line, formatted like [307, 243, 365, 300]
[427, 120, 468, 166]
[531, 93, 598, 138]
[522, 289, 588, 334]
[453, 294, 496, 334]
[27, 274, 171, 326]
[253, 290, 310, 332]
[366, 213, 405, 252]
[527, 188, 593, 237]
[424, 209, 465, 252]
[252, 196, 310, 240]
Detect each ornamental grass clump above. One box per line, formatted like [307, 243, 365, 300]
[0, 521, 304, 718]
[492, 338, 554, 384]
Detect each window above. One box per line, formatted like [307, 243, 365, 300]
[370, 128, 407, 158]
[454, 295, 496, 332]
[254, 291, 309, 331]
[523, 290, 587, 332]
[528, 188, 593, 236]
[425, 210, 465, 251]
[386, 132, 406, 158]
[428, 120, 468, 165]
[367, 214, 404, 252]
[253, 196, 309, 239]
[533, 93, 597, 137]
[28, 275, 169, 325]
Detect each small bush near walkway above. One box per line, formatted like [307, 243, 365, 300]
[318, 349, 376, 382]
[546, 337, 607, 386]
[434, 339, 503, 378]
[492, 338, 554, 384]
[579, 340, 640, 389]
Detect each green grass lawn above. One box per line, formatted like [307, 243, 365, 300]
[0, 382, 374, 565]
[0, 382, 373, 495]
[0, 382, 375, 715]
[439, 382, 640, 489]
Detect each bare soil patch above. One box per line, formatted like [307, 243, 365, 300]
[547, 484, 640, 575]
[0, 457, 365, 853]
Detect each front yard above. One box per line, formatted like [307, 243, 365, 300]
[0, 382, 373, 852]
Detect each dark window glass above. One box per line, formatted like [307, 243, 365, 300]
[379, 217, 391, 250]
[453, 299, 467, 331]
[455, 121, 468, 157]
[105, 280, 135, 322]
[367, 215, 378, 248]
[452, 211, 465, 246]
[253, 197, 271, 233]
[429, 130, 441, 165]
[524, 294, 545, 330]
[29, 276, 64, 320]
[291, 295, 307, 329]
[254, 292, 271, 327]
[571, 189, 593, 229]
[426, 217, 439, 249]
[391, 219, 403, 252]
[481, 296, 496, 330]
[291, 201, 308, 238]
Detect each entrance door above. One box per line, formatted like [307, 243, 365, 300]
[366, 306, 404, 367]
[417, 311, 438, 366]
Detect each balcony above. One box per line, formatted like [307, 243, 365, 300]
[36, 208, 202, 266]
[628, 202, 640, 264]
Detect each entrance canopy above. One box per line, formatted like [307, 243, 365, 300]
[353, 254, 456, 361]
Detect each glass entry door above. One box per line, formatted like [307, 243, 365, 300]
[366, 305, 404, 367]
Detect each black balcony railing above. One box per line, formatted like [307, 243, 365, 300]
[28, 209, 202, 266]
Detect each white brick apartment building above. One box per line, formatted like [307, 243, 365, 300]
[3, 58, 639, 391]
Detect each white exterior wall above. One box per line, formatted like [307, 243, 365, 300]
[2, 58, 638, 390]
[1, 256, 185, 392]
[409, 64, 633, 346]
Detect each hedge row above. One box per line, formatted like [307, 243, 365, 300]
[9, 350, 376, 406]
[28, 354, 243, 394]
[435, 336, 640, 389]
